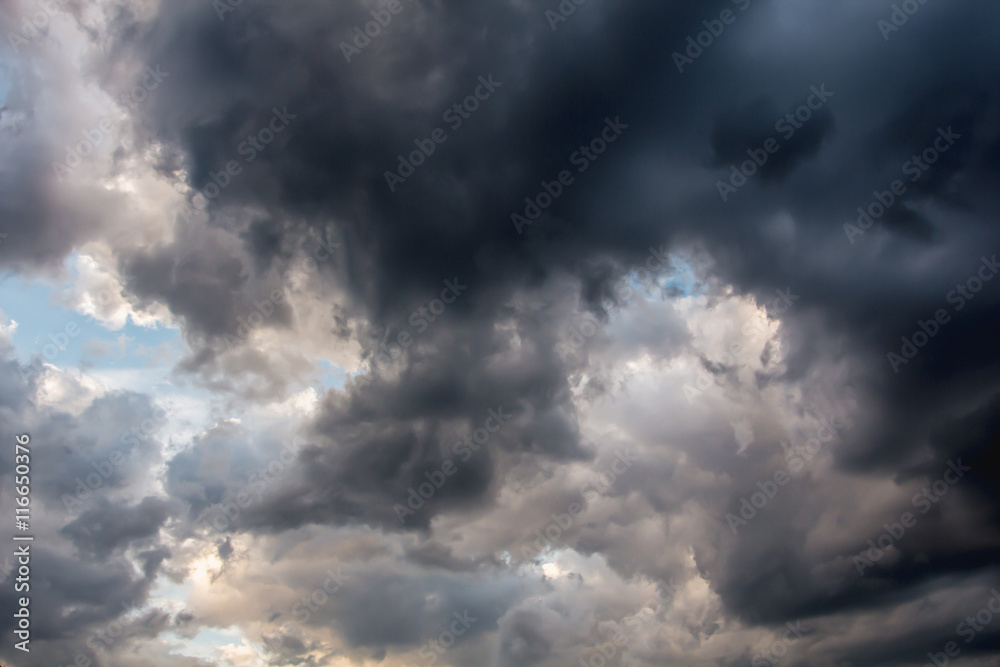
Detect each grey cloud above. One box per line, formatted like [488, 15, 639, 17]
[5, 0, 1000, 664]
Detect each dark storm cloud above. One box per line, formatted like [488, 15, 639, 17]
[218, 304, 602, 533]
[9, 0, 746, 374]
[0, 546, 164, 660]
[60, 495, 174, 560]
[0, 349, 177, 666]
[99, 0, 1000, 642]
[109, 1, 752, 323]
[5, 0, 1000, 663]
[710, 96, 835, 181]
[124, 221, 297, 341]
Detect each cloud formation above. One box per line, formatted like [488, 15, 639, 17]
[1, 0, 1000, 665]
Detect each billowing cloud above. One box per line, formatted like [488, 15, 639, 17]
[2, 0, 1000, 665]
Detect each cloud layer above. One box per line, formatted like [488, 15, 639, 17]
[2, 0, 1000, 665]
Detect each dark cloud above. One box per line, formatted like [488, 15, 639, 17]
[710, 96, 835, 181]
[60, 496, 173, 560]
[0, 348, 175, 665]
[3, 0, 1000, 664]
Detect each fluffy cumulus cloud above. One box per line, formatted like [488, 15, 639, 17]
[2, 0, 1000, 664]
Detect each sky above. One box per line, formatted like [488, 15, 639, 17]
[1, 0, 1000, 666]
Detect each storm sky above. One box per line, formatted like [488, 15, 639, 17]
[1, 0, 1000, 665]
